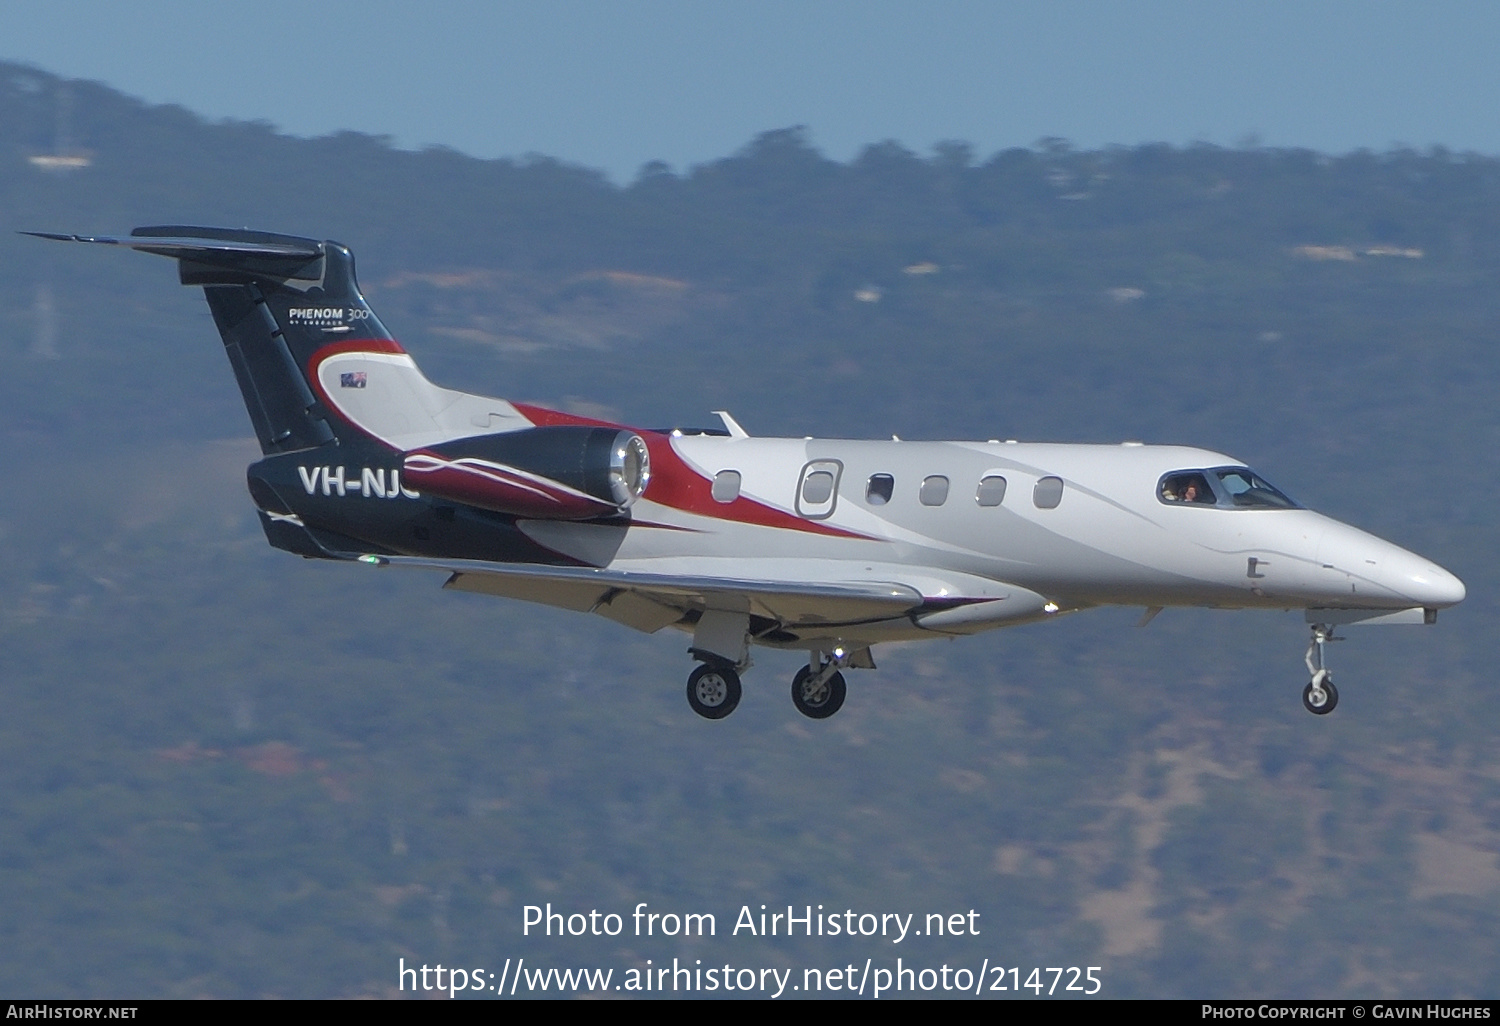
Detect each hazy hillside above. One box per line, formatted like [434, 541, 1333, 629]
[0, 62, 1495, 997]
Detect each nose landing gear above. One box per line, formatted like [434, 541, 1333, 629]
[1302, 623, 1340, 715]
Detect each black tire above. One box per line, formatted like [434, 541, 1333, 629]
[687, 664, 741, 719]
[1302, 677, 1339, 715]
[791, 665, 847, 719]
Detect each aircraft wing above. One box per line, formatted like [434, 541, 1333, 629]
[357, 554, 928, 633]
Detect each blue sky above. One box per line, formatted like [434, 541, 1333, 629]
[6, 1, 1499, 181]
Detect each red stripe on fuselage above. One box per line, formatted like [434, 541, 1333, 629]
[512, 402, 871, 539]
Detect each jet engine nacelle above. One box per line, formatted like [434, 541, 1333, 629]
[402, 426, 650, 520]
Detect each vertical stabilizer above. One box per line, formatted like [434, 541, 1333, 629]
[26, 226, 406, 453]
[150, 225, 396, 453]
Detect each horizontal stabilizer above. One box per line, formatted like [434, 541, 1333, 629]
[25, 230, 317, 256]
[24, 227, 325, 281]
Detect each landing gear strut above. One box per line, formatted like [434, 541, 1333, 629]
[791, 658, 847, 719]
[1302, 623, 1340, 715]
[686, 663, 742, 720]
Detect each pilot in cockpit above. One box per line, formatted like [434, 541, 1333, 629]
[1161, 472, 1215, 505]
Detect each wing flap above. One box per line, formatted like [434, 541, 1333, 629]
[444, 571, 607, 612]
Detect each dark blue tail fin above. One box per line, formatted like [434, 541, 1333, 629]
[27, 225, 398, 454]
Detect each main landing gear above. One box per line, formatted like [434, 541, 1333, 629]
[686, 663, 741, 720]
[1302, 623, 1340, 715]
[684, 650, 862, 720]
[791, 660, 847, 719]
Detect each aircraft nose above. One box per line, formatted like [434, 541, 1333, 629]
[1395, 556, 1466, 608]
[1317, 521, 1466, 608]
[1360, 541, 1465, 608]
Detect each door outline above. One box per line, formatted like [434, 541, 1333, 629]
[796, 460, 843, 520]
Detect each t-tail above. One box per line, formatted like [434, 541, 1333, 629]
[28, 227, 652, 564]
[27, 225, 399, 453]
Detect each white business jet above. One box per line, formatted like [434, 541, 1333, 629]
[31, 227, 1465, 720]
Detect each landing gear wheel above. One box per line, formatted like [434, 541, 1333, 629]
[792, 665, 847, 719]
[1302, 674, 1339, 715]
[687, 664, 741, 719]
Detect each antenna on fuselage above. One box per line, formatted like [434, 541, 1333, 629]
[714, 411, 749, 439]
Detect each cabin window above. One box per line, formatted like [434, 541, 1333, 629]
[802, 471, 835, 505]
[1033, 476, 1064, 509]
[976, 475, 1008, 507]
[866, 474, 894, 505]
[920, 475, 950, 506]
[711, 470, 741, 503]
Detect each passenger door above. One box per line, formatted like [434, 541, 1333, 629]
[796, 460, 842, 519]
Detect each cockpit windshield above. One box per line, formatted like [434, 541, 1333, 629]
[1158, 467, 1300, 509]
[1212, 468, 1299, 508]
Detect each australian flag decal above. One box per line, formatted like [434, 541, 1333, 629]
[340, 372, 367, 389]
